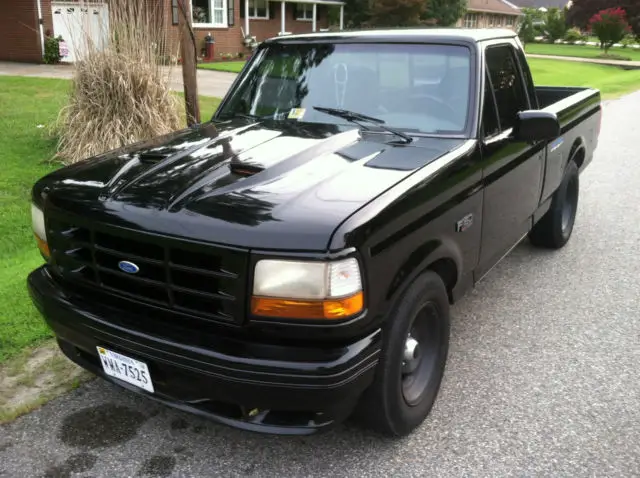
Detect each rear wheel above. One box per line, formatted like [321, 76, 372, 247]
[356, 271, 450, 437]
[529, 160, 580, 249]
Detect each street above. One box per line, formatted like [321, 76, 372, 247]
[1, 91, 639, 478]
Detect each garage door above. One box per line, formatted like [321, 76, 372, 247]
[52, 3, 109, 63]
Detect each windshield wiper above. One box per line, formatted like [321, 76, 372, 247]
[313, 106, 413, 144]
[235, 113, 262, 121]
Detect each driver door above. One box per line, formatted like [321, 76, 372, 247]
[475, 43, 544, 280]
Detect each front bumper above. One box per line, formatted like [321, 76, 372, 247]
[28, 266, 381, 435]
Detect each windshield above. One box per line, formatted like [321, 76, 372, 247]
[215, 42, 473, 135]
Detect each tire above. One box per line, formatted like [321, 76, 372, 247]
[355, 271, 450, 437]
[529, 160, 580, 249]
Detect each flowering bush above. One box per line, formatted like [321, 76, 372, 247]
[589, 7, 632, 54]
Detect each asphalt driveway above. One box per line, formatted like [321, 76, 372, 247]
[1, 92, 639, 478]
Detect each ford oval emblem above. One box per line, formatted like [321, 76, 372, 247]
[118, 261, 140, 274]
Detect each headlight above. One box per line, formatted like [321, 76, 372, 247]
[251, 258, 364, 320]
[31, 203, 50, 258]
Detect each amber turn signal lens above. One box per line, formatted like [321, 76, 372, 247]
[35, 234, 50, 258]
[251, 291, 364, 320]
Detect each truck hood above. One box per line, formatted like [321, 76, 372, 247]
[37, 119, 468, 251]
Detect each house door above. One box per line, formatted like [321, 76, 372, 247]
[51, 3, 109, 63]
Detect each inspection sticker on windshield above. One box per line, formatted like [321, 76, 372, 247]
[288, 108, 306, 120]
[97, 346, 154, 393]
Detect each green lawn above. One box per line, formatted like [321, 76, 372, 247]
[177, 93, 222, 121]
[526, 42, 640, 62]
[198, 61, 246, 73]
[0, 76, 220, 364]
[0, 77, 63, 364]
[529, 58, 640, 99]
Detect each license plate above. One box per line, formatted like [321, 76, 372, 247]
[97, 346, 154, 393]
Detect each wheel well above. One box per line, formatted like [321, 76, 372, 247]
[427, 258, 457, 303]
[570, 141, 586, 169]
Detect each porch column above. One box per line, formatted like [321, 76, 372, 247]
[281, 1, 286, 34]
[245, 0, 250, 36]
[339, 5, 344, 30]
[312, 3, 317, 32]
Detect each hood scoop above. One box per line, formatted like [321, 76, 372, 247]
[228, 156, 264, 177]
[138, 151, 174, 164]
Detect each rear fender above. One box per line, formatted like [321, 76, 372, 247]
[568, 138, 587, 170]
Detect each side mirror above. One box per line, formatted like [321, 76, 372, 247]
[513, 110, 561, 143]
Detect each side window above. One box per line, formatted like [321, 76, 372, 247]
[482, 72, 500, 138]
[485, 45, 529, 131]
[514, 45, 538, 109]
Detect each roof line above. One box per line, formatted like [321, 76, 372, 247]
[265, 28, 519, 43]
[468, 7, 523, 15]
[501, 0, 522, 10]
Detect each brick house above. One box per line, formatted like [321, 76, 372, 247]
[458, 0, 523, 30]
[0, 0, 345, 63]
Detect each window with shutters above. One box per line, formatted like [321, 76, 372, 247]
[191, 0, 227, 27]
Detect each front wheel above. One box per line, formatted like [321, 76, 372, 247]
[355, 271, 450, 437]
[529, 160, 580, 249]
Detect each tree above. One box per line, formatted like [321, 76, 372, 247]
[544, 7, 568, 42]
[178, 0, 200, 126]
[342, 0, 373, 28]
[518, 13, 536, 45]
[518, 7, 546, 44]
[589, 7, 632, 54]
[423, 0, 466, 26]
[370, 0, 428, 27]
[567, 0, 640, 39]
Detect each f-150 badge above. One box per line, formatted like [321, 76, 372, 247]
[456, 214, 474, 233]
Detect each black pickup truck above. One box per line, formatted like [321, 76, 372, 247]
[28, 28, 601, 437]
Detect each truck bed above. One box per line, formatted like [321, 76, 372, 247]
[534, 85, 602, 203]
[535, 86, 595, 109]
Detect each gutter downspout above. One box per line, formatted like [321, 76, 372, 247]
[36, 0, 46, 59]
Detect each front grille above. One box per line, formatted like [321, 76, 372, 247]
[47, 212, 248, 324]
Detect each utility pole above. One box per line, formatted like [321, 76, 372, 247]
[178, 0, 201, 126]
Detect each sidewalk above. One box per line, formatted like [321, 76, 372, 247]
[0, 62, 236, 98]
[527, 53, 640, 69]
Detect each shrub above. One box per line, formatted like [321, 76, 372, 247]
[565, 27, 586, 44]
[53, 0, 181, 165]
[620, 34, 636, 49]
[44, 35, 64, 64]
[589, 7, 632, 54]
